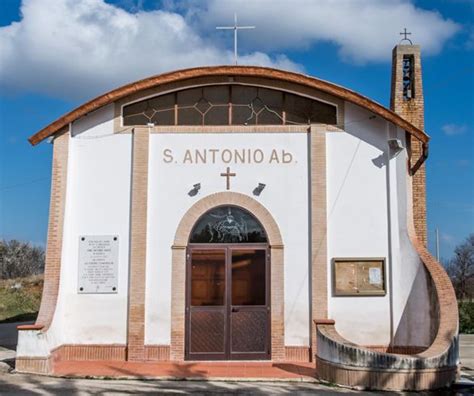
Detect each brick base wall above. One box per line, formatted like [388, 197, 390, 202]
[316, 356, 456, 391]
[15, 357, 52, 374]
[284, 346, 310, 362]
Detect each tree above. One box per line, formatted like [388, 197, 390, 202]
[446, 234, 474, 301]
[0, 240, 45, 279]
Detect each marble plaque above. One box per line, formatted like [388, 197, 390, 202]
[78, 235, 118, 294]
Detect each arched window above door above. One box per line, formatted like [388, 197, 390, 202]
[189, 206, 268, 244]
[122, 85, 337, 126]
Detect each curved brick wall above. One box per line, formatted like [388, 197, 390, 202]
[315, 232, 459, 391]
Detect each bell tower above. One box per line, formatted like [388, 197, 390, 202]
[390, 43, 427, 246]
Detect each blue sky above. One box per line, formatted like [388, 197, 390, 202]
[0, 0, 472, 260]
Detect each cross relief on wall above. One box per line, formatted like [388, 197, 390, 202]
[220, 167, 236, 190]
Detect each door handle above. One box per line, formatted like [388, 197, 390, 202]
[231, 308, 239, 313]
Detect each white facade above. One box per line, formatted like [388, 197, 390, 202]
[146, 132, 310, 346]
[17, 92, 434, 361]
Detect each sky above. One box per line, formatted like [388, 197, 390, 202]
[0, 0, 473, 261]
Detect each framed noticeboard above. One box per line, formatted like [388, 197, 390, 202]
[332, 258, 386, 296]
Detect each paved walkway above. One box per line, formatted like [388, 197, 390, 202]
[55, 360, 316, 381]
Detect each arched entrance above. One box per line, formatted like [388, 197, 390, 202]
[171, 192, 284, 362]
[186, 206, 270, 360]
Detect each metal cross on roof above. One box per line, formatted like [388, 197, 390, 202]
[216, 13, 255, 65]
[400, 28, 413, 45]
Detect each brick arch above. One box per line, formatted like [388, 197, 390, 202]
[29, 66, 429, 146]
[170, 192, 285, 361]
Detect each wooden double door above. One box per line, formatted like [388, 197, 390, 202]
[185, 245, 270, 360]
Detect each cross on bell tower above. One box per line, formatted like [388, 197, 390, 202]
[399, 28, 413, 45]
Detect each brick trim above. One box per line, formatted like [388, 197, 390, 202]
[145, 345, 171, 361]
[126, 128, 150, 361]
[148, 125, 310, 134]
[284, 346, 310, 362]
[310, 126, 328, 358]
[17, 324, 44, 330]
[53, 345, 126, 361]
[170, 192, 285, 361]
[35, 131, 69, 330]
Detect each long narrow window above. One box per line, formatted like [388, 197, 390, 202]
[402, 55, 415, 100]
[123, 85, 337, 126]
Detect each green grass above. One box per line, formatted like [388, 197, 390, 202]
[0, 275, 42, 323]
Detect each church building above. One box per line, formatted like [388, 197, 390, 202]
[16, 44, 459, 391]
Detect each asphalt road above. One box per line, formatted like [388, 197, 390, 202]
[460, 334, 474, 371]
[0, 321, 32, 351]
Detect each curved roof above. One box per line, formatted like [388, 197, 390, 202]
[28, 66, 429, 145]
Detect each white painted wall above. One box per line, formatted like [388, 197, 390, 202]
[390, 126, 433, 347]
[145, 132, 310, 346]
[52, 105, 132, 345]
[327, 103, 391, 345]
[327, 103, 432, 347]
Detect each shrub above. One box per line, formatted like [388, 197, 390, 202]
[0, 240, 45, 279]
[459, 301, 474, 334]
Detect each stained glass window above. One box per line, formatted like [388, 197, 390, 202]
[123, 85, 337, 126]
[189, 206, 267, 244]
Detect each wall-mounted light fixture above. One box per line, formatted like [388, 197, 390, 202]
[188, 183, 201, 197]
[388, 138, 403, 157]
[253, 183, 266, 196]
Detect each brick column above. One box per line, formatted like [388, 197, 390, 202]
[36, 130, 69, 330]
[310, 125, 328, 357]
[170, 245, 186, 361]
[390, 45, 427, 246]
[270, 245, 285, 361]
[127, 128, 149, 361]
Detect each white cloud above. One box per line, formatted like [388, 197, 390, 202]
[0, 0, 460, 99]
[0, 0, 301, 99]
[442, 123, 468, 136]
[188, 0, 460, 63]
